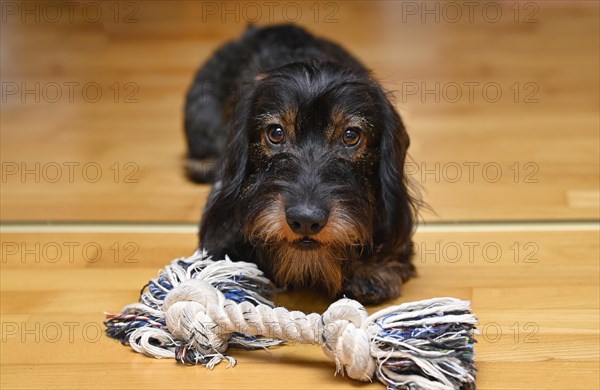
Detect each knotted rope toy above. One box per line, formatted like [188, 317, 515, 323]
[105, 250, 478, 389]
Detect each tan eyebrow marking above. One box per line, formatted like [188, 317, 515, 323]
[256, 108, 298, 157]
[327, 109, 369, 144]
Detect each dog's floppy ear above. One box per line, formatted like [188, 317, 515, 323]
[199, 108, 249, 255]
[377, 97, 415, 251]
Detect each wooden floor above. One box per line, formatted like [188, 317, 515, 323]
[1, 1, 598, 389]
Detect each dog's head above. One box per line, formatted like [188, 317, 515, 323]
[201, 61, 414, 295]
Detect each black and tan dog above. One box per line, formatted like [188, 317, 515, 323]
[184, 24, 417, 304]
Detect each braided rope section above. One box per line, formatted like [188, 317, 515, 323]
[105, 251, 478, 389]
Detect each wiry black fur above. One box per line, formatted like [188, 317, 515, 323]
[184, 24, 416, 304]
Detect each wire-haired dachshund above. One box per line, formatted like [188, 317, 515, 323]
[184, 24, 417, 304]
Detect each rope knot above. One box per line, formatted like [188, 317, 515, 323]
[163, 279, 230, 355]
[320, 298, 376, 381]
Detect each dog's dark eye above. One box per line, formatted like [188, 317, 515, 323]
[342, 127, 361, 147]
[266, 124, 285, 145]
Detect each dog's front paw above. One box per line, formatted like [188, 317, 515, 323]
[342, 261, 415, 305]
[342, 275, 398, 305]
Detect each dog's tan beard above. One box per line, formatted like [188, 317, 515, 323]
[244, 195, 372, 295]
[271, 244, 345, 294]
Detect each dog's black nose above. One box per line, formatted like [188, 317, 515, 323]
[285, 205, 329, 235]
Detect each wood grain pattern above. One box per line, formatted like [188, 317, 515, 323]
[1, 229, 598, 389]
[1, 1, 598, 222]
